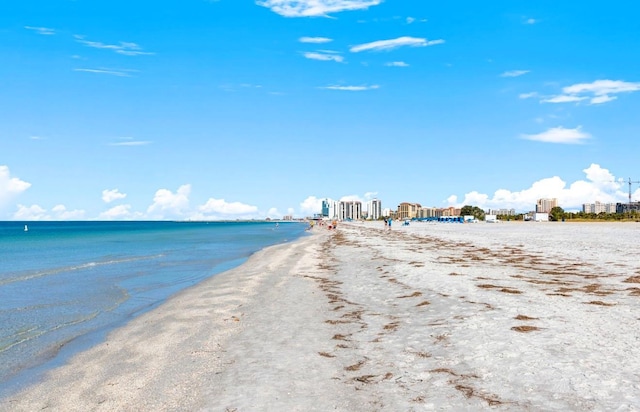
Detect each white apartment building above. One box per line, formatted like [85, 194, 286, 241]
[583, 201, 617, 214]
[486, 208, 516, 216]
[338, 201, 362, 221]
[367, 199, 382, 220]
[321, 199, 339, 219]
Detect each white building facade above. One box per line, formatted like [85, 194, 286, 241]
[583, 201, 617, 214]
[338, 201, 362, 221]
[367, 199, 382, 220]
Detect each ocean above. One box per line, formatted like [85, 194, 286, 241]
[0, 220, 306, 397]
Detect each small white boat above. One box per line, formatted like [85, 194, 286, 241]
[24, 224, 28, 232]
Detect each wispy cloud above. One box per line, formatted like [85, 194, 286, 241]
[74, 68, 138, 77]
[24, 26, 55, 35]
[303, 51, 344, 62]
[74, 35, 154, 56]
[299, 36, 333, 43]
[541, 95, 588, 104]
[109, 137, 151, 146]
[524, 18, 538, 25]
[542, 79, 640, 105]
[321, 84, 379, 91]
[257, 0, 382, 17]
[501, 70, 530, 78]
[350, 36, 444, 53]
[564, 79, 640, 96]
[385, 61, 409, 67]
[521, 126, 590, 144]
[519, 92, 538, 99]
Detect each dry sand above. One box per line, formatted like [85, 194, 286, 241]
[2, 221, 640, 411]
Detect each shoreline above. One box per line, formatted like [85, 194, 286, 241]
[3, 222, 639, 410]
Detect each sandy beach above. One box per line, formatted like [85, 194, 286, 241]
[2, 221, 640, 411]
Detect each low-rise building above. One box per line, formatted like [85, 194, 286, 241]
[397, 202, 422, 220]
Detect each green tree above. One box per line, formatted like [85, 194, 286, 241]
[460, 205, 486, 221]
[549, 206, 565, 222]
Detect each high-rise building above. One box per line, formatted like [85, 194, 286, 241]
[367, 199, 382, 220]
[338, 201, 362, 220]
[536, 198, 558, 213]
[321, 199, 338, 218]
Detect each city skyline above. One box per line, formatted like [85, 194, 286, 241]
[2, 1, 640, 220]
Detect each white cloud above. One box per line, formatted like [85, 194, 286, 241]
[102, 189, 127, 203]
[146, 184, 191, 219]
[340, 194, 363, 202]
[300, 196, 323, 215]
[13, 204, 49, 220]
[257, 0, 382, 17]
[524, 18, 538, 25]
[303, 51, 344, 62]
[542, 95, 588, 104]
[364, 192, 378, 200]
[109, 137, 151, 146]
[541, 79, 640, 105]
[519, 92, 538, 99]
[563, 79, 640, 96]
[25, 26, 55, 35]
[521, 126, 590, 144]
[99, 204, 140, 220]
[321, 84, 379, 91]
[51, 205, 86, 220]
[350, 36, 444, 53]
[406, 17, 415, 24]
[198, 198, 259, 219]
[449, 164, 628, 211]
[74, 68, 138, 77]
[299, 36, 333, 43]
[12, 204, 84, 221]
[590, 95, 617, 105]
[385, 61, 409, 67]
[501, 70, 529, 78]
[74, 36, 154, 56]
[0, 166, 31, 207]
[267, 207, 282, 219]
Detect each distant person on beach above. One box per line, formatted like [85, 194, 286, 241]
[383, 218, 387, 228]
[388, 219, 392, 230]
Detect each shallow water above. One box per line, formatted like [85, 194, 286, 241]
[0, 221, 305, 396]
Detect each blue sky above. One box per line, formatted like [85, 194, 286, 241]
[2, 0, 640, 220]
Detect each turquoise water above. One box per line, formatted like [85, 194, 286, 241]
[0, 221, 305, 396]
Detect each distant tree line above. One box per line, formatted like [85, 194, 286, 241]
[461, 205, 640, 222]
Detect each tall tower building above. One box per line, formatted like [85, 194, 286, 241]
[367, 199, 382, 220]
[536, 198, 558, 213]
[338, 201, 362, 220]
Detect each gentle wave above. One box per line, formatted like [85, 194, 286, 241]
[0, 311, 100, 355]
[0, 254, 165, 286]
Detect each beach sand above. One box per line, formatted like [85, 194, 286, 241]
[2, 222, 640, 411]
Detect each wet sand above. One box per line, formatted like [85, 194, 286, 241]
[2, 221, 640, 411]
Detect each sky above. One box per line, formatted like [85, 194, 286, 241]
[2, 0, 640, 220]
